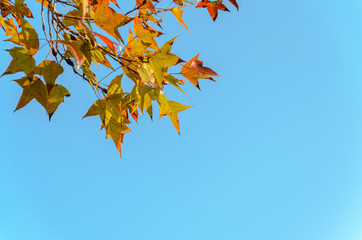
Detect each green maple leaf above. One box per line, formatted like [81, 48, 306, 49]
[14, 76, 47, 111]
[2, 47, 35, 75]
[150, 36, 180, 86]
[47, 85, 70, 119]
[34, 60, 64, 86]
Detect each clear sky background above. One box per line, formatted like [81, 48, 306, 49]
[1, 0, 362, 240]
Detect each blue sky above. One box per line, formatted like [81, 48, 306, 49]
[1, 0, 362, 240]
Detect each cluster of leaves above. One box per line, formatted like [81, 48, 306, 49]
[0, 0, 238, 156]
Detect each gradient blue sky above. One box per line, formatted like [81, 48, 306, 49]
[1, 1, 362, 240]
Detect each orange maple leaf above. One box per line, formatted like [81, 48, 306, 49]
[196, 0, 229, 21]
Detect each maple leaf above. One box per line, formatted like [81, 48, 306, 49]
[171, 8, 189, 33]
[83, 94, 131, 157]
[2, 47, 35, 76]
[190, 59, 220, 77]
[94, 0, 131, 41]
[34, 60, 64, 86]
[181, 54, 218, 89]
[14, 76, 47, 111]
[47, 85, 71, 119]
[196, 0, 229, 21]
[104, 94, 133, 156]
[228, 0, 239, 10]
[157, 93, 191, 135]
[149, 36, 180, 86]
[83, 99, 106, 120]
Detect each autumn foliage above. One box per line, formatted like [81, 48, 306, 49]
[0, 0, 238, 156]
